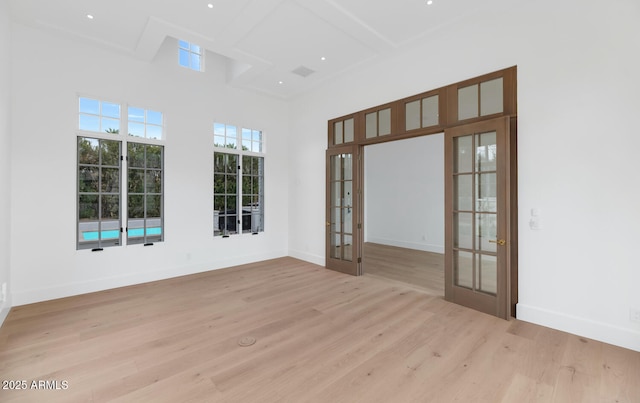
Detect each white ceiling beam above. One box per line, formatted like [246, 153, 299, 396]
[295, 0, 397, 54]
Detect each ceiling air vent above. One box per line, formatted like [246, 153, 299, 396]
[291, 66, 315, 78]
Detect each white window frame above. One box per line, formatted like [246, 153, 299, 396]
[79, 97, 122, 134]
[214, 122, 238, 149]
[241, 127, 264, 153]
[127, 106, 165, 140]
[77, 95, 166, 250]
[214, 123, 265, 237]
[178, 40, 203, 72]
[77, 136, 122, 250]
[126, 141, 164, 245]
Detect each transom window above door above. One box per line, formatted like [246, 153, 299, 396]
[332, 117, 354, 146]
[327, 66, 516, 148]
[365, 107, 391, 139]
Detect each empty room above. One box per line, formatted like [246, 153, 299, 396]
[1, 0, 639, 402]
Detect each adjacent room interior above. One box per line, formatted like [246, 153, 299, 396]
[363, 134, 445, 296]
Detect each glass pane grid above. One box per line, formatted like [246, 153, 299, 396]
[406, 96, 440, 131]
[366, 109, 392, 137]
[240, 156, 264, 234]
[178, 40, 203, 71]
[240, 128, 264, 152]
[458, 78, 504, 121]
[127, 143, 164, 244]
[128, 107, 164, 140]
[214, 153, 263, 236]
[329, 154, 353, 262]
[453, 131, 499, 294]
[78, 137, 122, 249]
[214, 123, 238, 149]
[79, 98, 121, 134]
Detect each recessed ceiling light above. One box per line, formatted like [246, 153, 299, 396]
[86, 14, 94, 20]
[278, 81, 284, 85]
[427, 0, 433, 5]
[207, 3, 213, 8]
[321, 57, 326, 61]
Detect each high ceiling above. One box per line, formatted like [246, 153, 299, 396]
[9, 0, 502, 99]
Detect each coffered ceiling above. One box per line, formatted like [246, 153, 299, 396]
[9, 0, 505, 99]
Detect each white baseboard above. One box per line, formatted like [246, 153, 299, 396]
[366, 237, 444, 254]
[0, 307, 8, 329]
[0, 294, 11, 329]
[12, 251, 287, 306]
[288, 249, 325, 267]
[517, 303, 640, 352]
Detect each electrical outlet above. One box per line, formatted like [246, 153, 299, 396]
[630, 308, 640, 324]
[1, 282, 6, 303]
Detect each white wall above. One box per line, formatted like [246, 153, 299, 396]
[0, 0, 12, 326]
[289, 0, 640, 351]
[364, 135, 444, 253]
[9, 24, 290, 305]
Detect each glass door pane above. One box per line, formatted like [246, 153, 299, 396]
[452, 132, 499, 294]
[326, 145, 360, 277]
[445, 117, 509, 319]
[329, 153, 353, 262]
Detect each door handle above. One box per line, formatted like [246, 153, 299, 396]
[489, 239, 506, 246]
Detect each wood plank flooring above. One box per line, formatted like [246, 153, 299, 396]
[1, 257, 639, 402]
[364, 242, 444, 296]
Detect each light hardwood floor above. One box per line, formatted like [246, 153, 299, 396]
[0, 257, 639, 402]
[364, 242, 444, 296]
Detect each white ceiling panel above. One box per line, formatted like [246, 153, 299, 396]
[331, 0, 486, 46]
[235, 0, 376, 74]
[8, 0, 505, 99]
[10, 0, 149, 51]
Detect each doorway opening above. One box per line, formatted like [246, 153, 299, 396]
[362, 134, 445, 296]
[326, 67, 518, 319]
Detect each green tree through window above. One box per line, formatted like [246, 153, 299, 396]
[127, 143, 164, 244]
[78, 97, 165, 250]
[77, 137, 121, 249]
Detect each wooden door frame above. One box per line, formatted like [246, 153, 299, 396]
[325, 145, 362, 276]
[444, 117, 512, 319]
[326, 66, 518, 318]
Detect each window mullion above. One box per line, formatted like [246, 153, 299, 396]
[238, 157, 242, 234]
[214, 123, 263, 238]
[142, 146, 148, 244]
[122, 104, 128, 246]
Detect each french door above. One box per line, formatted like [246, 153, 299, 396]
[445, 117, 512, 319]
[326, 145, 361, 276]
